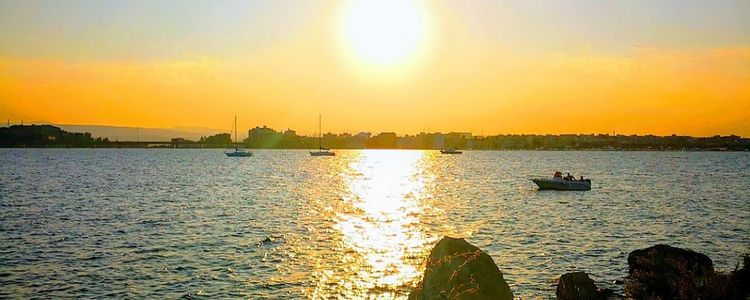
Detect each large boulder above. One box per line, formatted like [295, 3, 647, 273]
[556, 272, 603, 300]
[626, 244, 750, 299]
[409, 237, 513, 300]
[626, 244, 713, 299]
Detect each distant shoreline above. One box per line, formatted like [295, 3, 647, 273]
[2, 147, 748, 152]
[2, 124, 749, 151]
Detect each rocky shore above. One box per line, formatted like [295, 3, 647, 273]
[410, 237, 749, 299]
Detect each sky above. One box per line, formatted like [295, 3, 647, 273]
[0, 0, 749, 136]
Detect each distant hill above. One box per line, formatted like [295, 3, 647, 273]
[0, 125, 108, 148]
[53, 124, 227, 141]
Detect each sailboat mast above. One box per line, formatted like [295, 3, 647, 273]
[318, 114, 322, 149]
[234, 116, 238, 145]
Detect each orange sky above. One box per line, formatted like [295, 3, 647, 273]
[1, 1, 749, 136]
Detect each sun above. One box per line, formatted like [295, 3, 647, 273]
[340, 0, 429, 67]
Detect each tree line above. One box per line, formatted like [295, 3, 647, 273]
[1, 125, 748, 151]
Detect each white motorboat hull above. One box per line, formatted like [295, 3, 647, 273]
[532, 178, 591, 191]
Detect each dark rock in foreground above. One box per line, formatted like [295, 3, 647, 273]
[626, 244, 750, 299]
[556, 272, 603, 300]
[409, 237, 513, 300]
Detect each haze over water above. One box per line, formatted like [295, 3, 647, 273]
[1, 149, 748, 298]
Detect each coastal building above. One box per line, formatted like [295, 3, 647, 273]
[368, 132, 398, 148]
[247, 126, 282, 148]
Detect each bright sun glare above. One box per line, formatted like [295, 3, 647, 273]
[341, 0, 429, 67]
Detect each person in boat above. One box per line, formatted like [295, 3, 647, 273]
[554, 171, 563, 178]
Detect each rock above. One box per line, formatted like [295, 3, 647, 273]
[256, 237, 273, 246]
[257, 235, 285, 247]
[626, 244, 713, 299]
[597, 288, 614, 298]
[556, 272, 603, 300]
[409, 237, 513, 300]
[626, 244, 750, 299]
[725, 254, 750, 298]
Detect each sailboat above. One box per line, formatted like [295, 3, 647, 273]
[225, 116, 253, 157]
[310, 114, 335, 156]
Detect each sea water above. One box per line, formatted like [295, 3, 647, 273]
[1, 149, 748, 298]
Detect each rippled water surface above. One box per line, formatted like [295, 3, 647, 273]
[1, 149, 749, 299]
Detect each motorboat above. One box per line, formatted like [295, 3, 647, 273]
[532, 171, 591, 191]
[225, 148, 253, 157]
[440, 148, 462, 154]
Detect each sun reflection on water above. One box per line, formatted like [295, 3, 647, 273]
[310, 150, 435, 299]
